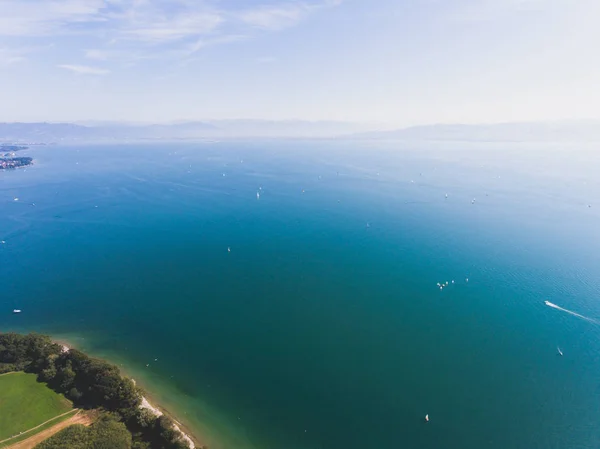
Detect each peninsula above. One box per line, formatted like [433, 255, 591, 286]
[0, 332, 203, 449]
[0, 156, 33, 169]
[0, 145, 29, 152]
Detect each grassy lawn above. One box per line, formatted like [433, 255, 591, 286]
[0, 410, 79, 449]
[0, 372, 73, 441]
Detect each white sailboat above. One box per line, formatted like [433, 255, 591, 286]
[557, 346, 563, 356]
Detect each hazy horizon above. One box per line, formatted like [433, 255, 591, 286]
[3, 118, 600, 142]
[3, 117, 600, 127]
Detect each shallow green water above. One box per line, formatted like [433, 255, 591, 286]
[2, 141, 600, 449]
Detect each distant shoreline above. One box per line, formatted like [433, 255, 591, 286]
[0, 156, 33, 170]
[54, 338, 202, 449]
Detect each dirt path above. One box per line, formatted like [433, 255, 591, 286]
[5, 411, 94, 449]
[0, 410, 78, 446]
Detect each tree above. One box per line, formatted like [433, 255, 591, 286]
[89, 415, 132, 449]
[39, 360, 58, 383]
[134, 409, 158, 430]
[0, 333, 61, 372]
[0, 333, 193, 449]
[132, 442, 151, 449]
[69, 387, 83, 401]
[36, 415, 132, 449]
[58, 360, 76, 391]
[35, 424, 89, 449]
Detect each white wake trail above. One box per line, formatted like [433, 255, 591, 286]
[544, 301, 599, 324]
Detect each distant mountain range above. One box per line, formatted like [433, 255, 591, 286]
[1, 120, 600, 143]
[351, 121, 600, 142]
[0, 120, 372, 142]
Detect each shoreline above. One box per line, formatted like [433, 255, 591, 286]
[56, 339, 202, 449]
[135, 381, 196, 449]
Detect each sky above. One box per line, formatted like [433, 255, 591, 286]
[0, 0, 599, 126]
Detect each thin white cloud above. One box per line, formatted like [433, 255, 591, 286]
[84, 47, 163, 65]
[238, 0, 342, 31]
[0, 0, 106, 36]
[121, 12, 224, 42]
[240, 5, 309, 30]
[0, 0, 222, 40]
[0, 48, 26, 65]
[0, 0, 344, 38]
[0, 55, 26, 65]
[58, 64, 110, 75]
[0, 44, 54, 65]
[448, 0, 554, 22]
[186, 34, 247, 55]
[85, 49, 112, 60]
[0, 0, 344, 69]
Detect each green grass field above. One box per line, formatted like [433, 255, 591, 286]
[0, 372, 73, 441]
[0, 410, 79, 449]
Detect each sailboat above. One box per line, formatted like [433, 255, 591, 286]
[425, 414, 429, 422]
[557, 346, 563, 356]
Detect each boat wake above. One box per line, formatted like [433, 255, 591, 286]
[544, 301, 598, 324]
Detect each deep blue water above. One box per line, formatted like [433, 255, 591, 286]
[1, 140, 600, 449]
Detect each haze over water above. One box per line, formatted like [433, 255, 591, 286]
[2, 141, 600, 449]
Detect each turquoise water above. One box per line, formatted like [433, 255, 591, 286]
[2, 140, 600, 449]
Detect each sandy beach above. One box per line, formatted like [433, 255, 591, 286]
[137, 386, 196, 449]
[58, 341, 198, 449]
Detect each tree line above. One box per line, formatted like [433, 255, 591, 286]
[0, 332, 199, 449]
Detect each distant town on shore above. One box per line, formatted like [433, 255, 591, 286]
[1, 144, 33, 170]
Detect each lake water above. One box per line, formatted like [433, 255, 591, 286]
[1, 140, 600, 449]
